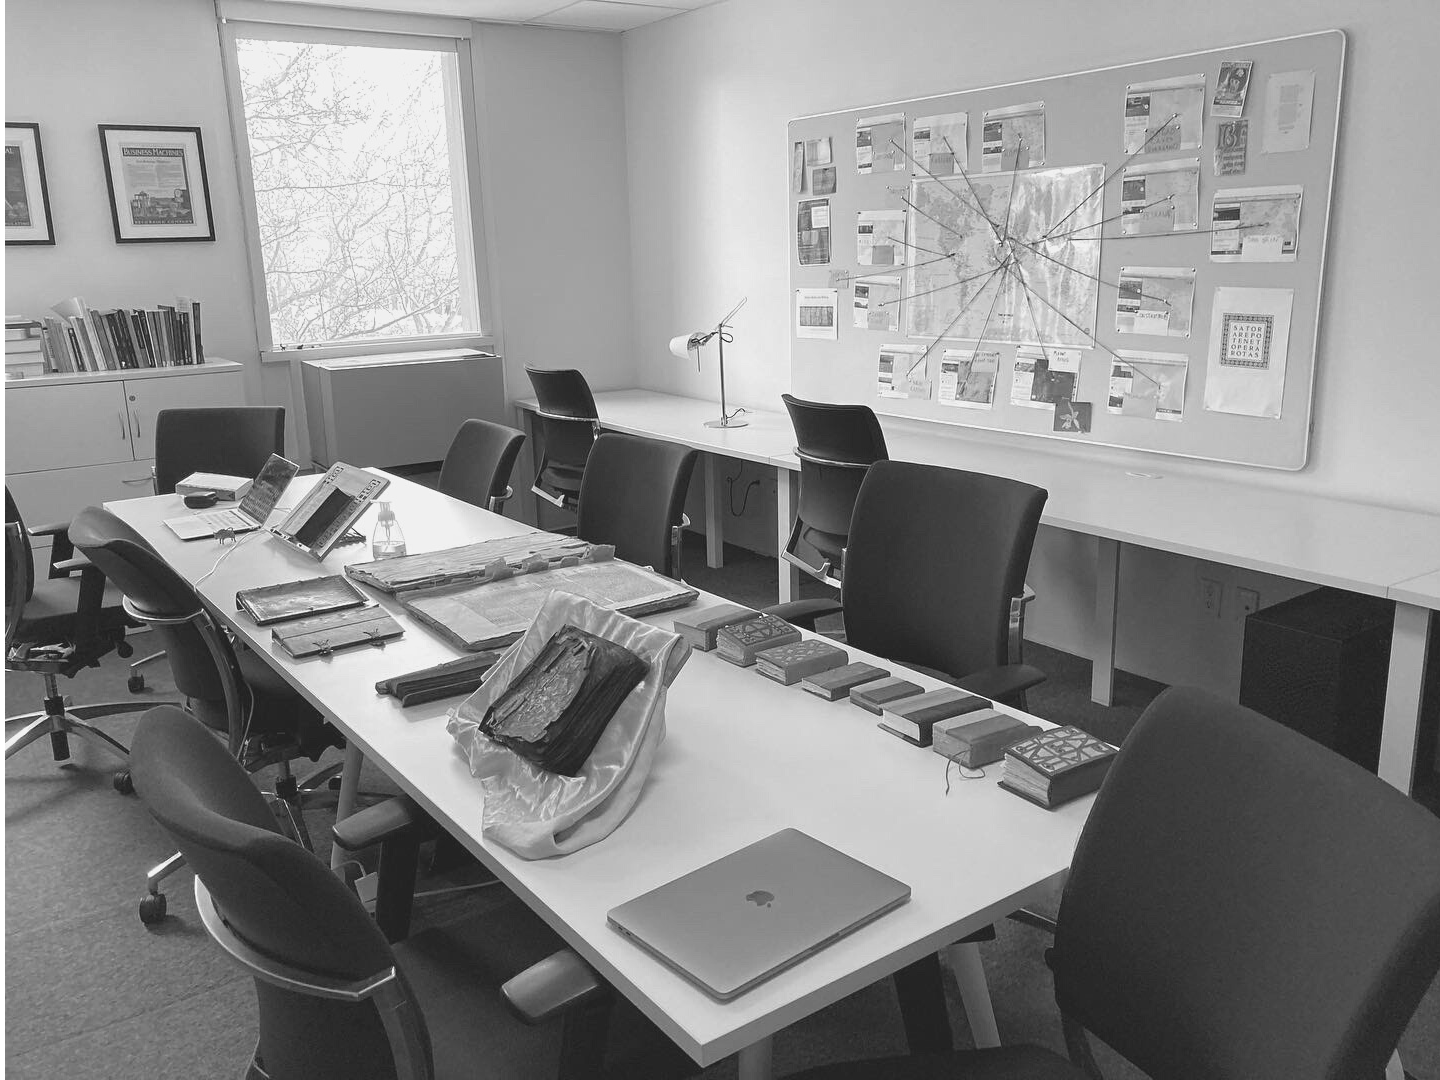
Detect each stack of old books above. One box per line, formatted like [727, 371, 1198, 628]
[999, 725, 1119, 809]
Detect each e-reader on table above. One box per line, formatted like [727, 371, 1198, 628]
[108, 472, 1089, 1079]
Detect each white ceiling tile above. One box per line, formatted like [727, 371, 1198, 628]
[530, 1, 682, 31]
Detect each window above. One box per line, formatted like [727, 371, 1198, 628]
[223, 21, 487, 354]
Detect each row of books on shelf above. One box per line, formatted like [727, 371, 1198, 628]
[34, 296, 205, 374]
[673, 602, 1120, 809]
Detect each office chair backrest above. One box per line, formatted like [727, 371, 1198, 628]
[69, 507, 237, 712]
[841, 461, 1046, 681]
[153, 406, 285, 495]
[5, 487, 35, 603]
[577, 433, 697, 578]
[1051, 686, 1440, 1080]
[782, 394, 888, 466]
[5, 522, 31, 645]
[132, 706, 424, 1080]
[437, 419, 526, 511]
[526, 367, 598, 422]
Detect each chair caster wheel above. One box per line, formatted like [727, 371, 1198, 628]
[117, 641, 134, 659]
[139, 892, 167, 925]
[113, 771, 134, 795]
[128, 674, 146, 693]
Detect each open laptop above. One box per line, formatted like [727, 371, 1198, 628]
[164, 454, 300, 541]
[607, 828, 910, 1001]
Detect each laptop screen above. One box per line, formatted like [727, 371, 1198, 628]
[239, 454, 299, 523]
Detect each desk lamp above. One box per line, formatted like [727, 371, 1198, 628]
[668, 297, 748, 429]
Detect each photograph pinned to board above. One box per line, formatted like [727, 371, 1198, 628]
[1107, 351, 1189, 421]
[792, 142, 805, 194]
[1210, 185, 1301, 262]
[795, 288, 839, 340]
[1052, 399, 1093, 433]
[856, 209, 906, 266]
[1214, 119, 1249, 176]
[805, 136, 833, 167]
[856, 112, 905, 175]
[852, 276, 901, 332]
[796, 198, 831, 265]
[1204, 286, 1293, 419]
[1212, 60, 1254, 118]
[5, 123, 53, 245]
[936, 346, 999, 409]
[812, 166, 837, 196]
[982, 102, 1045, 172]
[97, 125, 214, 243]
[1262, 70, 1314, 154]
[1120, 158, 1200, 235]
[877, 342, 930, 399]
[1122, 74, 1206, 154]
[1010, 345, 1077, 410]
[1115, 266, 1195, 337]
[911, 111, 967, 175]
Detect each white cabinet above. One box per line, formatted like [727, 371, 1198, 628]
[5, 361, 246, 539]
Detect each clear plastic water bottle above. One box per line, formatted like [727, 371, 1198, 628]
[370, 502, 407, 559]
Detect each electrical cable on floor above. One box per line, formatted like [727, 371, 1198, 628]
[726, 468, 761, 516]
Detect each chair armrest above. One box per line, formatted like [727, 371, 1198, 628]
[332, 794, 439, 851]
[51, 555, 90, 575]
[502, 949, 610, 1026]
[27, 520, 72, 539]
[762, 598, 842, 630]
[953, 662, 1047, 703]
[31, 520, 78, 573]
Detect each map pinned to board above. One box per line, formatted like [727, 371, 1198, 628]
[903, 164, 1105, 348]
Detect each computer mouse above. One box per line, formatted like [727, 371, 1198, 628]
[183, 491, 219, 509]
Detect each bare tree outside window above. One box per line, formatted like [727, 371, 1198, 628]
[235, 39, 475, 346]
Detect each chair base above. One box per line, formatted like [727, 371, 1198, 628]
[4, 673, 163, 768]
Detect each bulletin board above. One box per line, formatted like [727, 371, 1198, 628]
[787, 30, 1344, 470]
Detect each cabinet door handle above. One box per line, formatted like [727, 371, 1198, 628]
[119, 411, 128, 440]
[121, 474, 153, 486]
[131, 411, 141, 439]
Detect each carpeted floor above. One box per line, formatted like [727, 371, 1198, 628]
[6, 533, 1438, 1078]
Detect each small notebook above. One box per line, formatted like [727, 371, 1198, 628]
[715, 614, 801, 667]
[878, 688, 990, 746]
[849, 677, 923, 715]
[236, 574, 368, 626]
[672, 603, 754, 652]
[753, 639, 848, 685]
[800, 662, 890, 702]
[1000, 725, 1119, 809]
[271, 606, 403, 659]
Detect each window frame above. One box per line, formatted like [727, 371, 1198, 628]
[217, 8, 498, 363]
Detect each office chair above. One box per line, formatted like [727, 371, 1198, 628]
[151, 405, 286, 496]
[437, 418, 526, 515]
[780, 394, 889, 587]
[525, 366, 600, 511]
[128, 405, 287, 693]
[768, 459, 1047, 708]
[69, 506, 344, 925]
[5, 489, 153, 785]
[787, 686, 1440, 1080]
[131, 704, 694, 1080]
[576, 432, 698, 580]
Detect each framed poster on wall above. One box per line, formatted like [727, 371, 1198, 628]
[98, 124, 215, 243]
[6, 122, 55, 245]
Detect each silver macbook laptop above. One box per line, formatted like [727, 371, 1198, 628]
[607, 828, 910, 1001]
[164, 454, 300, 541]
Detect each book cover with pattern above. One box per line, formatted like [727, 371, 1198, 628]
[1005, 725, 1118, 777]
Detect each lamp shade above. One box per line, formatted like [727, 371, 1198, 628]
[668, 334, 697, 361]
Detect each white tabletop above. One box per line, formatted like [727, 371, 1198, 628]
[1391, 570, 1440, 610]
[109, 476, 1086, 1067]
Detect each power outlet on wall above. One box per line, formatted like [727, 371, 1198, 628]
[1200, 577, 1223, 619]
[1236, 587, 1260, 619]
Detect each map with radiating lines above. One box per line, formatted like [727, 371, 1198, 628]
[902, 164, 1105, 348]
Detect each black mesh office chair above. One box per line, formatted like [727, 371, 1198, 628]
[787, 686, 1440, 1080]
[151, 405, 286, 496]
[576, 433, 698, 580]
[5, 489, 153, 785]
[131, 705, 694, 1080]
[769, 459, 1047, 708]
[525, 367, 600, 511]
[70, 506, 343, 924]
[129, 405, 287, 693]
[437, 418, 526, 515]
[780, 394, 889, 587]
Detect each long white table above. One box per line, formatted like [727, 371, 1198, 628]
[109, 476, 1088, 1077]
[517, 389, 1440, 795]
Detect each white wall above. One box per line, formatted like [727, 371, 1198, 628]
[4, 0, 269, 411]
[622, 0, 1440, 693]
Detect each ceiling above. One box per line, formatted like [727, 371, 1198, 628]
[262, 0, 723, 32]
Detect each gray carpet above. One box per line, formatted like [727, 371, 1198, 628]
[6, 533, 1438, 1078]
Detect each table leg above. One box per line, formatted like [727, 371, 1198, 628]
[737, 1036, 774, 1080]
[1091, 537, 1121, 706]
[1386, 1051, 1404, 1080]
[704, 454, 725, 569]
[945, 940, 1001, 1048]
[776, 467, 800, 604]
[329, 742, 365, 871]
[1378, 602, 1432, 794]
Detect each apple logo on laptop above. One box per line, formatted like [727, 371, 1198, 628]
[746, 890, 774, 908]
